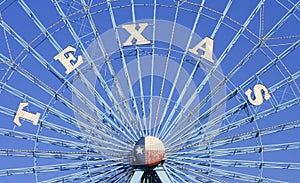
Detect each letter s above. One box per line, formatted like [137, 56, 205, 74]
[245, 84, 271, 106]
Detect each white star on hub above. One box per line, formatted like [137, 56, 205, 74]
[136, 146, 143, 154]
[133, 136, 165, 167]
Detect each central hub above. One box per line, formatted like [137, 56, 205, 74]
[133, 136, 165, 167]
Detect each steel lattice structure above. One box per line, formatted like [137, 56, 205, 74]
[0, 0, 299, 182]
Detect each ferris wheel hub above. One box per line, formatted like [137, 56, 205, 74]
[133, 136, 165, 167]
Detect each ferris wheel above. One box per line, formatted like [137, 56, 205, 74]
[0, 0, 299, 182]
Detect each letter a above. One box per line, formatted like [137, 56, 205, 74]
[54, 46, 83, 74]
[122, 23, 151, 46]
[189, 37, 214, 63]
[245, 84, 271, 106]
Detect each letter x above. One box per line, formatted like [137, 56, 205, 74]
[122, 23, 151, 46]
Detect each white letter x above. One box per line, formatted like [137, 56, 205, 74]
[122, 23, 151, 46]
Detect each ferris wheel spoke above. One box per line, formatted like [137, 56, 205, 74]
[164, 167, 179, 183]
[211, 158, 300, 170]
[0, 83, 131, 149]
[170, 1, 265, 131]
[210, 0, 233, 39]
[167, 67, 300, 150]
[182, 67, 299, 142]
[169, 158, 286, 183]
[263, 42, 300, 93]
[164, 163, 196, 182]
[149, 0, 157, 136]
[207, 142, 300, 158]
[42, 109, 130, 150]
[207, 168, 285, 183]
[157, 0, 206, 140]
[72, 67, 138, 142]
[51, 0, 140, 142]
[171, 119, 300, 156]
[0, 148, 124, 162]
[107, 0, 145, 136]
[18, 0, 62, 51]
[83, 165, 126, 182]
[128, 0, 148, 136]
[0, 127, 128, 156]
[0, 19, 136, 144]
[152, 0, 180, 137]
[210, 120, 300, 149]
[168, 0, 299, 139]
[78, 0, 140, 140]
[43, 115, 130, 151]
[208, 166, 286, 183]
[4, 108, 129, 152]
[170, 95, 300, 151]
[107, 171, 130, 183]
[275, 0, 300, 21]
[4, 62, 133, 144]
[160, 0, 233, 141]
[41, 120, 129, 152]
[167, 70, 300, 149]
[73, 70, 139, 142]
[86, 164, 127, 182]
[39, 170, 90, 183]
[210, 71, 300, 138]
[152, 1, 180, 137]
[260, 1, 300, 92]
[164, 31, 300, 144]
[172, 155, 300, 170]
[171, 141, 300, 158]
[261, 1, 300, 39]
[0, 1, 299, 182]
[166, 161, 226, 183]
[0, 160, 100, 177]
[166, 36, 300, 146]
[38, 162, 123, 183]
[83, 167, 128, 183]
[99, 169, 129, 183]
[163, 28, 262, 144]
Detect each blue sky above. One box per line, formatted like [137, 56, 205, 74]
[0, 0, 299, 182]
